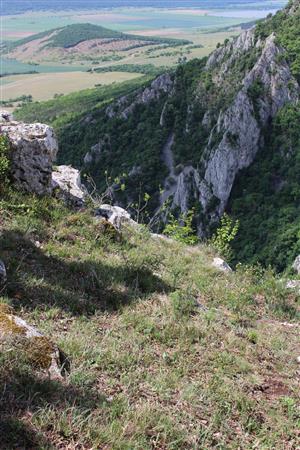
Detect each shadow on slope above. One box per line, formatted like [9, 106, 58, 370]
[0, 361, 107, 449]
[0, 229, 170, 315]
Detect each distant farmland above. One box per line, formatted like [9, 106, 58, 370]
[1, 71, 142, 103]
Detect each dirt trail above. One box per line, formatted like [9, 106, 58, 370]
[160, 133, 176, 206]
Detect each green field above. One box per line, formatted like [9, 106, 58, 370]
[1, 58, 86, 76]
[1, 71, 143, 103]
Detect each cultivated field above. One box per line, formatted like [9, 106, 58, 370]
[0, 5, 278, 106]
[1, 71, 142, 103]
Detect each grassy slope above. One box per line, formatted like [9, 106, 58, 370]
[0, 187, 299, 449]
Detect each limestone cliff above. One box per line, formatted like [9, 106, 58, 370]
[182, 32, 299, 232]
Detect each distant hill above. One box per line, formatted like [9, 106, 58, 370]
[6, 24, 125, 51]
[3, 23, 190, 64]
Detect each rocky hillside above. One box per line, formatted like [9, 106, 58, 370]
[15, 0, 300, 270]
[0, 113, 299, 449]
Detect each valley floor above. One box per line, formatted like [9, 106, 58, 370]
[1, 71, 142, 103]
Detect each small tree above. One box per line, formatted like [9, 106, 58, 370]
[164, 209, 198, 245]
[211, 213, 239, 260]
[129, 186, 151, 224]
[84, 170, 127, 207]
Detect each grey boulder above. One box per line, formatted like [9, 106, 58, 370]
[0, 304, 69, 379]
[292, 255, 300, 274]
[52, 165, 86, 206]
[212, 257, 232, 272]
[96, 204, 137, 230]
[1, 121, 58, 195]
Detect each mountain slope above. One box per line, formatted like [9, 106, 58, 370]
[0, 184, 299, 449]
[16, 0, 300, 270]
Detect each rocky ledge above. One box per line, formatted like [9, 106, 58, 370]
[0, 111, 87, 204]
[0, 111, 58, 195]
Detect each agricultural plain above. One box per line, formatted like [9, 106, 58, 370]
[1, 72, 142, 103]
[1, 5, 282, 104]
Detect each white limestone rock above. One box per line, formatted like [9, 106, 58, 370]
[1, 121, 58, 195]
[158, 32, 299, 232]
[292, 256, 300, 274]
[286, 279, 300, 292]
[52, 165, 86, 206]
[96, 204, 137, 230]
[212, 257, 232, 272]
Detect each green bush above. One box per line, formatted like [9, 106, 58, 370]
[211, 213, 239, 261]
[0, 135, 10, 189]
[164, 209, 198, 245]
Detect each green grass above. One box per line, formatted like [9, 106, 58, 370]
[0, 186, 299, 449]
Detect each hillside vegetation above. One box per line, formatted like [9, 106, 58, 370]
[0, 184, 299, 449]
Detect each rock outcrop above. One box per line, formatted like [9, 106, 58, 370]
[105, 73, 173, 120]
[83, 135, 111, 166]
[0, 110, 14, 123]
[0, 260, 7, 287]
[0, 113, 87, 205]
[292, 256, 300, 274]
[52, 165, 86, 206]
[212, 257, 232, 273]
[95, 204, 137, 230]
[162, 32, 299, 231]
[0, 303, 69, 379]
[1, 115, 58, 195]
